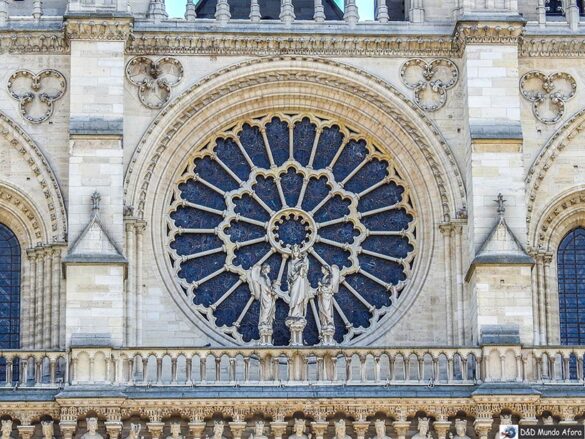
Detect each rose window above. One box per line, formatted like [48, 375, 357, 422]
[167, 114, 416, 346]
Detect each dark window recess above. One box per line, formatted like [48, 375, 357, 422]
[558, 227, 585, 380]
[546, 0, 585, 16]
[0, 223, 20, 349]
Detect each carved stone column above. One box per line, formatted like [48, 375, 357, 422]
[105, 422, 123, 439]
[270, 421, 288, 439]
[433, 421, 451, 439]
[311, 421, 329, 439]
[147, 422, 165, 439]
[59, 421, 77, 439]
[188, 421, 207, 439]
[473, 420, 493, 439]
[229, 421, 247, 439]
[353, 421, 370, 439]
[16, 425, 35, 439]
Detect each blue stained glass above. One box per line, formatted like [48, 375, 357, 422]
[332, 139, 368, 182]
[194, 156, 239, 191]
[558, 227, 585, 354]
[0, 224, 21, 349]
[358, 183, 404, 212]
[239, 124, 271, 168]
[266, 117, 290, 166]
[226, 221, 265, 242]
[280, 168, 304, 207]
[171, 234, 223, 256]
[344, 159, 389, 194]
[313, 125, 344, 170]
[168, 115, 415, 346]
[214, 138, 251, 181]
[293, 118, 317, 167]
[313, 195, 350, 223]
[253, 176, 282, 212]
[301, 177, 330, 212]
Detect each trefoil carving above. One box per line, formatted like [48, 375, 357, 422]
[520, 71, 576, 124]
[126, 56, 183, 109]
[400, 58, 458, 112]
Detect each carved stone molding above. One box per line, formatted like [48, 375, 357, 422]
[520, 36, 585, 58]
[7, 69, 66, 124]
[400, 58, 458, 112]
[126, 33, 458, 57]
[453, 21, 524, 49]
[0, 32, 68, 54]
[520, 71, 576, 125]
[0, 184, 45, 241]
[126, 57, 183, 109]
[0, 111, 67, 241]
[65, 18, 133, 41]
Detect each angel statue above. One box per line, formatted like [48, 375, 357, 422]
[41, 421, 55, 439]
[317, 264, 340, 345]
[247, 263, 278, 345]
[286, 244, 311, 345]
[127, 424, 141, 439]
[1, 420, 11, 439]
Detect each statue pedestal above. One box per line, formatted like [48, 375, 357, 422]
[320, 326, 335, 346]
[258, 326, 273, 346]
[286, 317, 306, 346]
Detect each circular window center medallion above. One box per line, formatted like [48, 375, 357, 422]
[268, 208, 316, 254]
[167, 114, 416, 346]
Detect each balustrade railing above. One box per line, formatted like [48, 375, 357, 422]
[3, 346, 585, 388]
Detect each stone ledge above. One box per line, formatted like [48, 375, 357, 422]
[69, 118, 123, 137]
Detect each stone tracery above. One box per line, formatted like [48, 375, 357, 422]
[167, 113, 416, 346]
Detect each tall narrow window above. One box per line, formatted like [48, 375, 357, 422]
[0, 224, 20, 348]
[558, 227, 585, 345]
[546, 0, 585, 16]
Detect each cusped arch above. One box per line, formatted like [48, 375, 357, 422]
[0, 111, 67, 244]
[124, 56, 467, 346]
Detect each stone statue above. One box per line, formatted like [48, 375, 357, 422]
[543, 416, 554, 425]
[411, 418, 431, 439]
[317, 264, 340, 345]
[167, 423, 183, 439]
[127, 423, 141, 439]
[286, 244, 312, 345]
[249, 421, 268, 439]
[287, 244, 311, 320]
[81, 418, 104, 439]
[371, 419, 390, 439]
[334, 420, 351, 439]
[41, 421, 55, 439]
[450, 420, 469, 439]
[208, 421, 226, 439]
[247, 263, 277, 345]
[288, 419, 308, 439]
[1, 420, 12, 439]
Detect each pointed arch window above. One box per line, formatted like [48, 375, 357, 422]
[0, 223, 21, 348]
[557, 227, 585, 345]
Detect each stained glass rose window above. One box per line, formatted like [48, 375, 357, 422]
[167, 114, 415, 346]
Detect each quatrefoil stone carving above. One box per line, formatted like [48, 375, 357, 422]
[126, 57, 183, 109]
[7, 70, 66, 123]
[520, 71, 577, 124]
[400, 58, 459, 112]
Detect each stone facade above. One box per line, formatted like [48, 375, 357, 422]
[1, 0, 585, 435]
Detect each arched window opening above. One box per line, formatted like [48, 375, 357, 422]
[0, 223, 21, 349]
[546, 0, 585, 16]
[558, 227, 585, 346]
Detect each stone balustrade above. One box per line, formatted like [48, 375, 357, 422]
[3, 345, 585, 387]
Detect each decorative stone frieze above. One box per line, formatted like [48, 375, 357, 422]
[0, 33, 68, 54]
[126, 33, 457, 57]
[520, 36, 585, 58]
[400, 58, 458, 112]
[520, 71, 576, 125]
[65, 18, 133, 41]
[7, 69, 66, 124]
[125, 57, 184, 109]
[453, 21, 524, 49]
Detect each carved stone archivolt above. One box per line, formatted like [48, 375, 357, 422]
[400, 59, 458, 112]
[126, 57, 183, 109]
[520, 71, 576, 125]
[7, 69, 66, 123]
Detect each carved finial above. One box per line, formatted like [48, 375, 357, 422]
[495, 193, 506, 218]
[250, 0, 261, 21]
[91, 191, 101, 214]
[185, 0, 197, 21]
[215, 0, 231, 23]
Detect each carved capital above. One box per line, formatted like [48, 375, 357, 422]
[433, 421, 452, 439]
[228, 421, 247, 439]
[104, 422, 123, 439]
[454, 21, 524, 48]
[146, 422, 165, 439]
[270, 421, 288, 439]
[65, 18, 133, 41]
[352, 421, 370, 439]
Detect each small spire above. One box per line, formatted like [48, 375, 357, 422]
[495, 193, 506, 218]
[91, 191, 101, 214]
[185, 0, 197, 21]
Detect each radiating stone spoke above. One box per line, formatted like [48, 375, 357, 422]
[275, 177, 288, 208]
[177, 227, 217, 235]
[359, 203, 400, 218]
[260, 129, 276, 168]
[234, 236, 268, 249]
[193, 266, 227, 289]
[332, 298, 351, 329]
[210, 279, 243, 311]
[327, 138, 349, 170]
[342, 281, 375, 312]
[234, 296, 255, 328]
[295, 178, 310, 209]
[361, 249, 401, 264]
[357, 175, 393, 198]
[179, 200, 225, 217]
[214, 156, 244, 185]
[308, 248, 328, 267]
[250, 192, 275, 215]
[307, 128, 322, 168]
[310, 193, 333, 215]
[358, 268, 392, 290]
[317, 216, 347, 228]
[340, 157, 370, 186]
[310, 298, 321, 332]
[276, 254, 287, 288]
[232, 137, 256, 170]
[180, 246, 224, 262]
[317, 236, 349, 250]
[194, 174, 226, 196]
[367, 230, 406, 236]
[235, 215, 268, 228]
